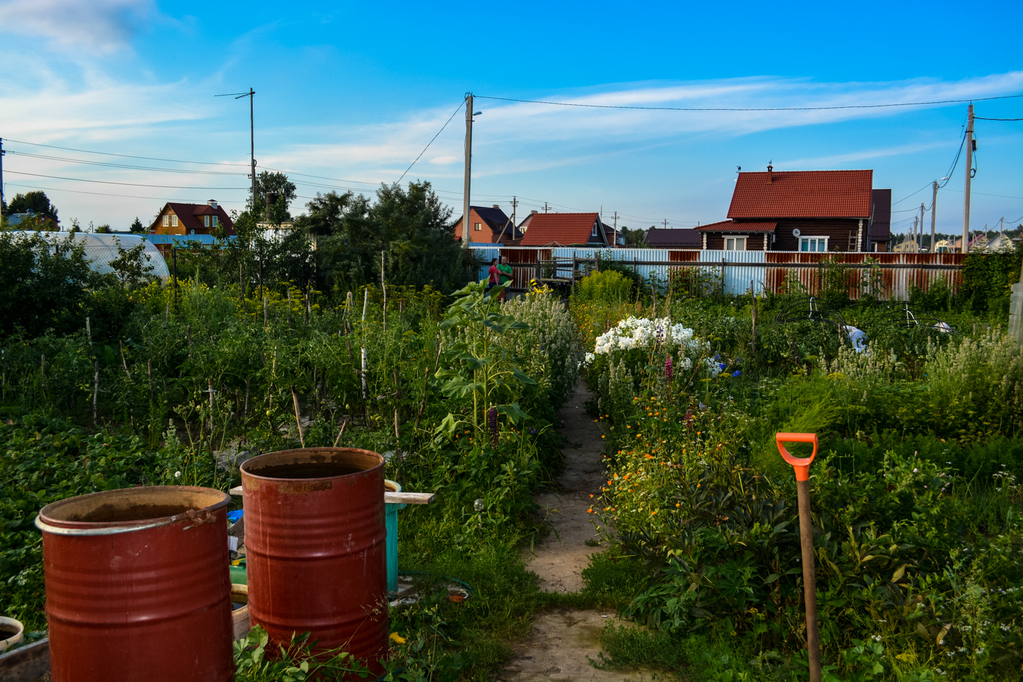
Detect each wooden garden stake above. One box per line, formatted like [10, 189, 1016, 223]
[291, 386, 305, 448]
[777, 432, 821, 682]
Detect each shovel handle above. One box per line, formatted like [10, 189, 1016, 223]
[776, 432, 818, 481]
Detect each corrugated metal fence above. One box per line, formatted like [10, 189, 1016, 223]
[471, 246, 964, 301]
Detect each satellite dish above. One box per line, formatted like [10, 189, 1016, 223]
[792, 228, 802, 237]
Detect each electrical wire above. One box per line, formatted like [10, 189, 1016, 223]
[3, 138, 253, 167]
[4, 181, 236, 204]
[474, 93, 1023, 112]
[6, 170, 248, 191]
[396, 97, 466, 184]
[974, 116, 1023, 121]
[6, 150, 248, 176]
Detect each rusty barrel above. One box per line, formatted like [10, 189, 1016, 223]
[241, 447, 387, 675]
[35, 486, 234, 682]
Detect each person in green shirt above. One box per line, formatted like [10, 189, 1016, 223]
[497, 255, 513, 300]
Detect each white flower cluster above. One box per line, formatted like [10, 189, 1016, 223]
[587, 316, 708, 369]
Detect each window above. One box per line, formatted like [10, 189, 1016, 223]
[212, 215, 218, 227]
[204, 215, 210, 228]
[162, 215, 169, 227]
[592, 222, 598, 237]
[799, 236, 828, 252]
[171, 215, 178, 227]
[474, 222, 482, 231]
[724, 236, 747, 251]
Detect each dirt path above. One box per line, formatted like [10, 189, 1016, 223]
[500, 384, 655, 682]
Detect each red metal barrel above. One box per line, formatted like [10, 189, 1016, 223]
[241, 447, 387, 675]
[36, 486, 234, 682]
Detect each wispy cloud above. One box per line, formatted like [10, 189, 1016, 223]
[778, 141, 952, 168]
[0, 0, 157, 54]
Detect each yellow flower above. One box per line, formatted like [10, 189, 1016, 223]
[389, 632, 406, 644]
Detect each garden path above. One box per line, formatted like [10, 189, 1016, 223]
[500, 383, 655, 681]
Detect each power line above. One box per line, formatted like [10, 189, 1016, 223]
[397, 97, 466, 184]
[7, 150, 247, 176]
[4, 138, 252, 167]
[974, 116, 1023, 121]
[5, 181, 242, 204]
[6, 170, 247, 191]
[475, 93, 1023, 112]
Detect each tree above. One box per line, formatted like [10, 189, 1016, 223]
[619, 226, 647, 247]
[4, 191, 58, 224]
[251, 171, 297, 225]
[129, 217, 145, 233]
[296, 182, 476, 293]
[96, 224, 112, 233]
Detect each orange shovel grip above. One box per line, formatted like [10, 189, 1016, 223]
[776, 432, 818, 481]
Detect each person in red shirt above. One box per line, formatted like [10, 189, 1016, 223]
[487, 258, 499, 292]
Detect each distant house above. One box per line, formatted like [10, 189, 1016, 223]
[644, 227, 701, 249]
[150, 200, 234, 236]
[6, 211, 57, 230]
[869, 189, 892, 252]
[518, 212, 610, 247]
[695, 166, 883, 252]
[453, 205, 522, 245]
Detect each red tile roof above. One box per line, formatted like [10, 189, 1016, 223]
[150, 202, 235, 235]
[520, 212, 604, 246]
[728, 170, 873, 219]
[694, 220, 777, 233]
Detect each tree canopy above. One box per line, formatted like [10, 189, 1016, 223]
[295, 181, 477, 293]
[3, 191, 59, 226]
[252, 171, 298, 224]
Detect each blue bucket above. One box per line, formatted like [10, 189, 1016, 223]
[384, 480, 405, 593]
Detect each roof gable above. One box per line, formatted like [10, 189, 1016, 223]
[152, 202, 235, 234]
[520, 212, 604, 246]
[471, 206, 521, 240]
[728, 170, 873, 219]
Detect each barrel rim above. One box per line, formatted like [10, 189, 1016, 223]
[36, 485, 230, 536]
[240, 447, 384, 481]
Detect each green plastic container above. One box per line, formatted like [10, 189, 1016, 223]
[384, 480, 405, 594]
[229, 564, 247, 585]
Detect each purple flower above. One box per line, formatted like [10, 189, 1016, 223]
[529, 427, 537, 436]
[718, 363, 726, 372]
[488, 406, 498, 449]
[664, 356, 673, 381]
[732, 370, 741, 378]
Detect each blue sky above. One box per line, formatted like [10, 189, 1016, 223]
[0, 0, 1020, 236]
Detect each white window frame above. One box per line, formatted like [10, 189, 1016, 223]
[204, 215, 210, 228]
[212, 215, 218, 227]
[723, 235, 747, 251]
[799, 236, 829, 252]
[171, 215, 178, 227]
[591, 222, 599, 237]
[474, 222, 482, 231]
[162, 215, 169, 227]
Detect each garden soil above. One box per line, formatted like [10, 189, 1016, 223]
[500, 383, 657, 681]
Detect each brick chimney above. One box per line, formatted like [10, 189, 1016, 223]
[767, 165, 773, 183]
[492, 204, 500, 210]
[207, 200, 218, 208]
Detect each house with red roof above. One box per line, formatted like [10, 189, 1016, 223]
[519, 212, 610, 247]
[150, 200, 235, 237]
[695, 166, 888, 252]
[453, 205, 521, 245]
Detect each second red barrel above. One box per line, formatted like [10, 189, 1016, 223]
[240, 447, 387, 675]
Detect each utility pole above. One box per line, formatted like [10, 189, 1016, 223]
[461, 93, 474, 249]
[544, 202, 548, 213]
[511, 196, 517, 227]
[912, 217, 918, 251]
[920, 203, 926, 251]
[215, 89, 257, 213]
[962, 103, 974, 254]
[664, 219, 669, 229]
[931, 181, 938, 253]
[614, 211, 618, 248]
[0, 138, 5, 211]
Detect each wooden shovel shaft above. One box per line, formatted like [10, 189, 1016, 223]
[796, 478, 822, 682]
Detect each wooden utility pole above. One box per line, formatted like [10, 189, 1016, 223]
[920, 203, 926, 251]
[462, 93, 474, 249]
[248, 88, 256, 211]
[912, 217, 918, 250]
[962, 103, 974, 253]
[613, 211, 618, 248]
[931, 181, 938, 252]
[0, 138, 5, 210]
[511, 196, 517, 226]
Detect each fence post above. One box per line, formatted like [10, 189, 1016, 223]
[721, 258, 726, 296]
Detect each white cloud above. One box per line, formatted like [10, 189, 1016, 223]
[0, 0, 156, 54]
